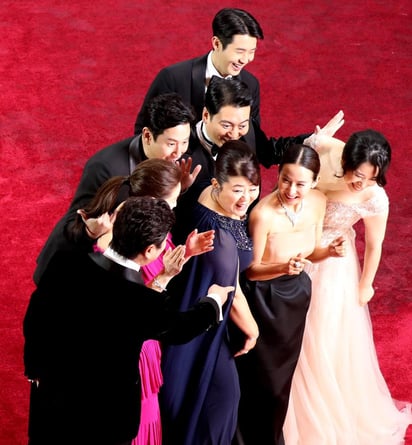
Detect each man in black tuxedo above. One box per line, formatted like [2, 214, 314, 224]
[135, 8, 264, 151]
[170, 76, 256, 243]
[24, 196, 234, 445]
[33, 93, 197, 285]
[134, 8, 344, 163]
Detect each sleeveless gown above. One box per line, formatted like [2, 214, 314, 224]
[283, 186, 412, 444]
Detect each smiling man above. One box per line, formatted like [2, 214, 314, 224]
[134, 8, 263, 152]
[134, 7, 344, 169]
[33, 92, 196, 285]
[171, 76, 255, 244]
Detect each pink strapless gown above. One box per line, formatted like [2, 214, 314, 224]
[132, 233, 175, 445]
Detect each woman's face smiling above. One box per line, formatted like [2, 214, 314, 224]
[344, 162, 378, 192]
[277, 163, 316, 207]
[214, 176, 259, 219]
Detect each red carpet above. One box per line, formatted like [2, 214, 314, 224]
[1, 1, 411, 443]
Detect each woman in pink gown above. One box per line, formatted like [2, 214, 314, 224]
[283, 130, 412, 444]
[134, 234, 174, 445]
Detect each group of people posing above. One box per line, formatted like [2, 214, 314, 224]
[23, 7, 411, 445]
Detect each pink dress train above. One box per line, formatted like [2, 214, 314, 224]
[283, 187, 412, 444]
[131, 233, 175, 445]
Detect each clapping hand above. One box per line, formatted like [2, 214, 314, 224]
[185, 229, 215, 259]
[162, 245, 187, 278]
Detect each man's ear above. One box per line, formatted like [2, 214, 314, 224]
[142, 127, 152, 143]
[211, 36, 221, 51]
[142, 244, 157, 261]
[202, 107, 209, 123]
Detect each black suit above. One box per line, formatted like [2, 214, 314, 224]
[33, 136, 145, 285]
[24, 250, 222, 445]
[134, 52, 309, 167]
[135, 54, 259, 135]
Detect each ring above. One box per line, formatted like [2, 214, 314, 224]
[294, 261, 301, 268]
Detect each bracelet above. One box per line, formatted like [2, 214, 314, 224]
[153, 278, 167, 292]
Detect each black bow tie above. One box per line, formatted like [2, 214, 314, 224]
[211, 144, 219, 157]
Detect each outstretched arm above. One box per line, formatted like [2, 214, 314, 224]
[254, 110, 344, 168]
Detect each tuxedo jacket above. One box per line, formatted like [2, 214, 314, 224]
[133, 53, 309, 166]
[24, 250, 221, 444]
[134, 53, 261, 149]
[33, 135, 145, 285]
[135, 53, 260, 130]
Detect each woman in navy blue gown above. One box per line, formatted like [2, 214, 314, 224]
[160, 140, 261, 445]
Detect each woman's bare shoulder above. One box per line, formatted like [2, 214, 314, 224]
[308, 188, 327, 204]
[250, 193, 276, 220]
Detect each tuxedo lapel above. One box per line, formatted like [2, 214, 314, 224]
[191, 55, 208, 119]
[128, 134, 145, 173]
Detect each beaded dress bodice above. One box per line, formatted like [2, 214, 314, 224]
[321, 185, 388, 245]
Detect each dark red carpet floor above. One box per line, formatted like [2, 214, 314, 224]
[1, 1, 411, 443]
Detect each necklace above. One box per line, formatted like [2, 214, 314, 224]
[277, 191, 303, 227]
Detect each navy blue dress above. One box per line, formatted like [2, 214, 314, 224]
[160, 203, 253, 445]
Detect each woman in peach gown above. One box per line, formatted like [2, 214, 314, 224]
[283, 130, 412, 444]
[235, 144, 345, 445]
